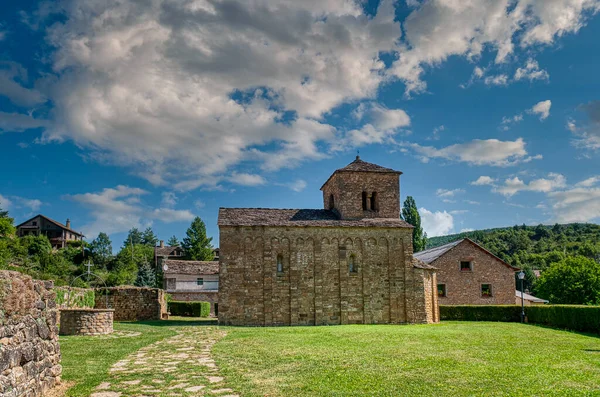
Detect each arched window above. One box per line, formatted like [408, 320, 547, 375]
[349, 254, 357, 273]
[362, 191, 368, 210]
[370, 192, 378, 211]
[329, 194, 335, 210]
[277, 254, 284, 273]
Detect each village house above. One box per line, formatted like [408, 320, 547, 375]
[154, 240, 186, 270]
[16, 214, 84, 249]
[414, 238, 519, 305]
[162, 260, 219, 315]
[516, 290, 548, 305]
[217, 156, 439, 326]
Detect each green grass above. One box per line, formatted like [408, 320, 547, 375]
[213, 322, 600, 397]
[59, 317, 213, 396]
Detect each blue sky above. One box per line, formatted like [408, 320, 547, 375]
[1, 0, 600, 248]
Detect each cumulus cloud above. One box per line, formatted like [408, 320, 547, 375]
[436, 188, 465, 198]
[529, 100, 552, 120]
[287, 179, 308, 192]
[227, 172, 267, 186]
[570, 101, 600, 151]
[419, 207, 454, 237]
[404, 138, 540, 167]
[0, 62, 46, 107]
[484, 74, 509, 86]
[494, 173, 567, 197]
[576, 176, 600, 187]
[391, 0, 600, 94]
[0, 194, 13, 209]
[161, 192, 177, 207]
[0, 194, 43, 213]
[0, 112, 49, 133]
[64, 185, 195, 237]
[471, 176, 496, 186]
[548, 187, 600, 223]
[514, 58, 549, 82]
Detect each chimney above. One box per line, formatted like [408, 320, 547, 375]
[159, 240, 164, 248]
[66, 219, 71, 229]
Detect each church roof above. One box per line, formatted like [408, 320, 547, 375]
[320, 156, 402, 189]
[218, 208, 413, 228]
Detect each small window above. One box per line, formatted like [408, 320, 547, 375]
[437, 284, 446, 297]
[32, 221, 37, 226]
[362, 191, 368, 210]
[197, 278, 204, 286]
[277, 254, 284, 273]
[349, 254, 357, 273]
[481, 284, 492, 297]
[370, 192, 378, 211]
[460, 261, 472, 271]
[329, 194, 335, 210]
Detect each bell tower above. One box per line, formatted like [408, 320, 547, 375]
[320, 156, 402, 220]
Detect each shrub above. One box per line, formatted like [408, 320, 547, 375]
[440, 305, 521, 322]
[440, 305, 600, 334]
[169, 301, 210, 317]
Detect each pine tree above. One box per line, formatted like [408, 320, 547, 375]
[141, 227, 158, 246]
[0, 205, 15, 237]
[135, 259, 156, 287]
[182, 217, 214, 260]
[401, 196, 427, 252]
[167, 235, 180, 247]
[90, 232, 113, 269]
[123, 228, 143, 247]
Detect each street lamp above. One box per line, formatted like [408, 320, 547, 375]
[518, 271, 525, 323]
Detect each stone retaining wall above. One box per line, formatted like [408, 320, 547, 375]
[0, 271, 62, 397]
[59, 309, 114, 336]
[95, 286, 167, 321]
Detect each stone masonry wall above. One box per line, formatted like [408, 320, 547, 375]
[434, 240, 516, 305]
[59, 309, 114, 336]
[321, 172, 401, 220]
[0, 271, 62, 397]
[95, 287, 167, 321]
[219, 225, 438, 326]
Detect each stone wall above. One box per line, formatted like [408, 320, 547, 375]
[0, 271, 61, 397]
[59, 309, 114, 336]
[433, 240, 516, 305]
[169, 291, 218, 315]
[219, 226, 438, 326]
[95, 287, 167, 321]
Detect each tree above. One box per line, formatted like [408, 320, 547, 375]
[167, 235, 180, 247]
[141, 227, 158, 246]
[90, 232, 113, 268]
[182, 217, 214, 260]
[401, 196, 427, 252]
[112, 243, 154, 286]
[534, 256, 600, 305]
[0, 204, 9, 218]
[123, 228, 143, 247]
[135, 259, 156, 287]
[0, 205, 15, 237]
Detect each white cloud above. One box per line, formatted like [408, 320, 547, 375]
[548, 187, 600, 223]
[471, 176, 496, 186]
[494, 173, 567, 197]
[0, 62, 46, 107]
[419, 207, 454, 237]
[391, 0, 600, 94]
[65, 185, 194, 237]
[514, 58, 549, 82]
[484, 74, 509, 86]
[576, 176, 600, 187]
[287, 179, 307, 192]
[529, 100, 552, 120]
[368, 104, 411, 131]
[194, 200, 205, 209]
[0, 194, 13, 209]
[436, 188, 465, 198]
[0, 194, 43, 212]
[460, 228, 474, 233]
[404, 138, 540, 167]
[161, 192, 177, 207]
[570, 101, 600, 151]
[0, 112, 49, 133]
[450, 210, 469, 215]
[465, 200, 480, 205]
[227, 172, 267, 186]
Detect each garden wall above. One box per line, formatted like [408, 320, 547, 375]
[440, 305, 600, 334]
[0, 271, 62, 397]
[95, 286, 167, 321]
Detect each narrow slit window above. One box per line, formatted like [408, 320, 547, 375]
[277, 254, 284, 273]
[481, 284, 492, 297]
[362, 191, 368, 210]
[349, 254, 357, 273]
[329, 194, 335, 210]
[370, 192, 378, 211]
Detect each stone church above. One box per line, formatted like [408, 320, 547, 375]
[217, 156, 439, 326]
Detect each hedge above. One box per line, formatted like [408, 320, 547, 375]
[440, 305, 600, 334]
[169, 301, 210, 317]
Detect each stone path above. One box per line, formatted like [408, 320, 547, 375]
[90, 327, 238, 397]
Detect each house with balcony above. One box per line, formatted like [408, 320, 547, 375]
[162, 260, 219, 315]
[16, 215, 84, 249]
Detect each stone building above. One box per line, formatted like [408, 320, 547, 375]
[414, 238, 519, 305]
[16, 214, 84, 249]
[217, 156, 439, 326]
[163, 260, 219, 314]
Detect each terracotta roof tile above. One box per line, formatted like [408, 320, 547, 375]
[163, 260, 219, 275]
[217, 208, 413, 228]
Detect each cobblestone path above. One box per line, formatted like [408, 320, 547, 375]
[90, 327, 238, 397]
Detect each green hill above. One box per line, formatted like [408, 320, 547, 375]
[425, 223, 600, 272]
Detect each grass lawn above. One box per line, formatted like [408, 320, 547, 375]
[213, 322, 600, 397]
[59, 317, 215, 396]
